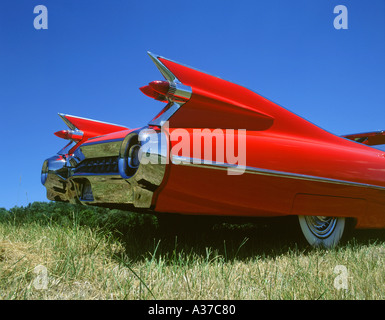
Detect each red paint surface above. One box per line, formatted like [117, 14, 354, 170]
[61, 56, 385, 229]
[151, 57, 385, 228]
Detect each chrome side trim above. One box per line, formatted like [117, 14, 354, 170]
[147, 51, 224, 82]
[172, 155, 385, 191]
[57, 141, 75, 156]
[149, 102, 182, 126]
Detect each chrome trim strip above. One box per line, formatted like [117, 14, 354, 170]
[58, 113, 76, 130]
[147, 51, 224, 82]
[172, 155, 385, 191]
[57, 141, 75, 156]
[149, 102, 182, 126]
[147, 52, 179, 83]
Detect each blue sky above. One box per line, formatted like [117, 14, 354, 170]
[0, 0, 384, 209]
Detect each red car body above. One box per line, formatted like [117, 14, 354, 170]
[42, 52, 385, 247]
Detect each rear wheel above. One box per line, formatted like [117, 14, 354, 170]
[298, 216, 353, 248]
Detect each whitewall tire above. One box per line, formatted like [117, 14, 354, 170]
[298, 216, 351, 248]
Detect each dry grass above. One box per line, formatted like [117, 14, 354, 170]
[0, 220, 384, 300]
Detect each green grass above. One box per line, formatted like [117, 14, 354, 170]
[0, 202, 384, 299]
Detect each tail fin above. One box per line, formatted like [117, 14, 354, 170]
[142, 52, 340, 143]
[58, 113, 128, 139]
[342, 130, 385, 146]
[143, 52, 275, 131]
[56, 114, 128, 155]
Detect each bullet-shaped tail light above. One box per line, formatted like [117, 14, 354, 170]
[54, 130, 83, 141]
[149, 80, 170, 95]
[139, 85, 168, 102]
[140, 80, 192, 104]
[143, 52, 193, 126]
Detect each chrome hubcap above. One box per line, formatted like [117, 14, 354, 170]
[304, 216, 338, 239]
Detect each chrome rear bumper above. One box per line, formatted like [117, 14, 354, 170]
[41, 128, 168, 210]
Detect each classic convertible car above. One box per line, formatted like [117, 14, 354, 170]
[41, 52, 385, 248]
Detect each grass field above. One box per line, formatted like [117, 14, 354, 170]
[0, 202, 384, 300]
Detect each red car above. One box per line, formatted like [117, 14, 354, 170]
[41, 52, 385, 248]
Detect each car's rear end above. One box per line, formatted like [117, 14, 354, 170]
[41, 114, 168, 211]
